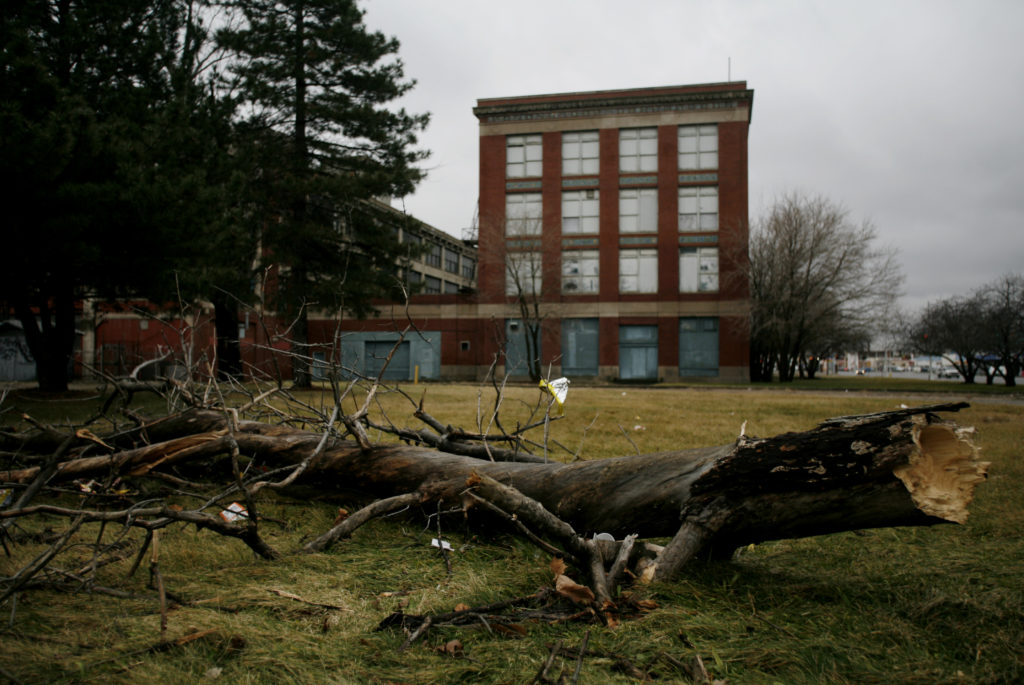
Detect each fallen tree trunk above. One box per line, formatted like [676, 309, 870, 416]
[2, 403, 987, 572]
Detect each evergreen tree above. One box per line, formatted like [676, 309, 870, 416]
[216, 0, 429, 386]
[1, 0, 252, 390]
[2, 1, 189, 390]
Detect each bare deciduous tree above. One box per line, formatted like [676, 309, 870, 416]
[748, 193, 903, 381]
[908, 294, 988, 383]
[978, 274, 1024, 386]
[483, 208, 557, 383]
[905, 273, 1024, 385]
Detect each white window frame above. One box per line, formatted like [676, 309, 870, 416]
[678, 125, 718, 170]
[679, 247, 719, 293]
[562, 250, 599, 294]
[506, 251, 543, 296]
[506, 134, 542, 178]
[562, 190, 599, 234]
[562, 131, 599, 176]
[619, 188, 658, 233]
[619, 248, 658, 293]
[619, 127, 658, 172]
[678, 186, 718, 232]
[506, 193, 542, 236]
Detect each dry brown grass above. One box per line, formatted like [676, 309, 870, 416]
[1, 383, 1021, 683]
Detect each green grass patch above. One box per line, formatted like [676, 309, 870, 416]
[1, 384, 1022, 683]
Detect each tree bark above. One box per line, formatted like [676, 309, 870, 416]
[212, 292, 241, 380]
[2, 403, 988, 566]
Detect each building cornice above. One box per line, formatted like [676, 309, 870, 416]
[474, 85, 753, 125]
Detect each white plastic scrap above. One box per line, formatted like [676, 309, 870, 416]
[539, 377, 571, 413]
[219, 501, 247, 523]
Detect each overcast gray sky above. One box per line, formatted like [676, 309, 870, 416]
[362, 0, 1024, 313]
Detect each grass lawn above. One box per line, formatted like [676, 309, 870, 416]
[0, 382, 1021, 683]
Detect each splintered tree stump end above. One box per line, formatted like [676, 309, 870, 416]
[895, 422, 989, 524]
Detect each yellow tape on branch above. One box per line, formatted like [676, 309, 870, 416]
[538, 377, 570, 414]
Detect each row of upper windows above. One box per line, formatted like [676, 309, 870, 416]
[506, 125, 718, 178]
[506, 247, 718, 296]
[410, 236, 475, 278]
[406, 271, 465, 294]
[506, 187, 718, 236]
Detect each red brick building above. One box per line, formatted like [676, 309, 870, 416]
[79, 82, 752, 386]
[473, 82, 754, 381]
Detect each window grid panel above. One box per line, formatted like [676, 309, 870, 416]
[562, 250, 599, 293]
[678, 187, 718, 232]
[619, 127, 658, 173]
[679, 247, 719, 293]
[506, 193, 543, 236]
[620, 188, 658, 233]
[678, 125, 718, 170]
[506, 252, 543, 295]
[425, 243, 442, 268]
[562, 190, 600, 235]
[507, 134, 542, 178]
[562, 131, 599, 176]
[619, 248, 658, 293]
[444, 248, 459, 274]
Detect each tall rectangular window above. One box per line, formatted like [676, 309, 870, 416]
[424, 275, 441, 294]
[562, 190, 599, 234]
[562, 131, 599, 175]
[619, 325, 658, 380]
[678, 187, 718, 231]
[506, 193, 542, 236]
[425, 242, 442, 268]
[619, 248, 658, 293]
[619, 188, 658, 233]
[461, 256, 476, 280]
[444, 247, 459, 274]
[679, 317, 719, 376]
[403, 231, 422, 258]
[619, 127, 657, 172]
[562, 250, 599, 293]
[562, 318, 599, 376]
[506, 134, 542, 178]
[678, 125, 718, 169]
[506, 252, 543, 295]
[679, 247, 719, 293]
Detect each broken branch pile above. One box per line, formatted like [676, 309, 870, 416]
[2, 398, 987, 605]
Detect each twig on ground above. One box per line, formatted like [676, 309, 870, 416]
[0, 513, 85, 608]
[531, 639, 563, 685]
[148, 530, 167, 638]
[570, 630, 590, 685]
[304, 492, 421, 553]
[267, 588, 353, 612]
[398, 615, 432, 652]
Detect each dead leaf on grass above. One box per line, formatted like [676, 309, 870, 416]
[436, 639, 463, 657]
[554, 573, 595, 604]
